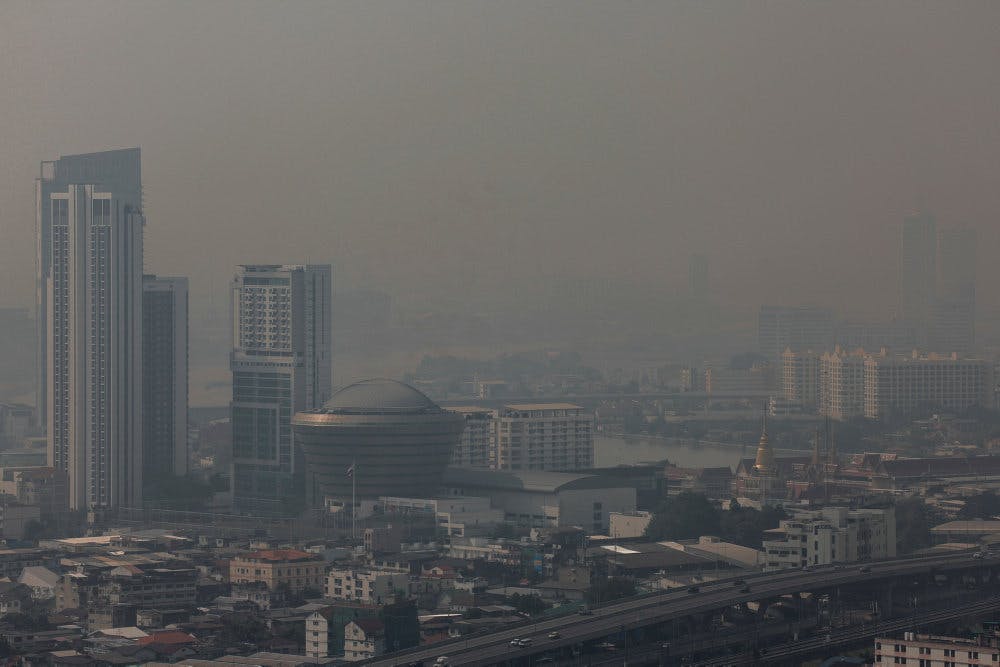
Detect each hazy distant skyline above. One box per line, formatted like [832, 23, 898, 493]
[3, 1, 1000, 326]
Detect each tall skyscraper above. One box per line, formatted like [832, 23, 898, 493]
[688, 254, 709, 300]
[42, 158, 145, 514]
[757, 305, 834, 360]
[932, 228, 976, 354]
[899, 213, 937, 339]
[36, 149, 142, 432]
[231, 264, 332, 512]
[142, 275, 189, 485]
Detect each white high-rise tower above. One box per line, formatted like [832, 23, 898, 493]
[40, 150, 145, 515]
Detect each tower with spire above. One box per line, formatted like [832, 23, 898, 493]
[754, 401, 776, 474]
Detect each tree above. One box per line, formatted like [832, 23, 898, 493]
[719, 503, 787, 549]
[644, 492, 720, 541]
[586, 577, 636, 605]
[219, 612, 270, 646]
[509, 593, 547, 616]
[380, 600, 420, 652]
[895, 497, 933, 554]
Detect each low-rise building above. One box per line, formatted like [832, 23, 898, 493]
[344, 618, 386, 661]
[380, 495, 504, 537]
[229, 549, 325, 593]
[608, 511, 652, 539]
[875, 632, 1000, 667]
[18, 565, 60, 600]
[326, 567, 408, 605]
[762, 506, 895, 570]
[304, 602, 378, 660]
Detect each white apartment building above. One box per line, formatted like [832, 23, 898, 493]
[326, 567, 408, 605]
[142, 275, 189, 480]
[762, 506, 895, 571]
[495, 403, 593, 471]
[231, 264, 332, 511]
[781, 349, 821, 413]
[380, 496, 504, 537]
[344, 619, 386, 662]
[46, 182, 145, 513]
[448, 407, 496, 469]
[304, 607, 337, 660]
[863, 351, 993, 421]
[819, 348, 867, 421]
[876, 632, 1000, 667]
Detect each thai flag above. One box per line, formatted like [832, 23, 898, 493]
[346, 463, 355, 478]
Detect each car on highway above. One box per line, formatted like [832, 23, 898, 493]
[596, 642, 617, 651]
[548, 632, 561, 639]
[510, 639, 523, 647]
[733, 579, 745, 586]
[434, 657, 449, 666]
[974, 551, 985, 559]
[687, 585, 700, 593]
[859, 565, 871, 573]
[739, 585, 751, 593]
[577, 607, 593, 615]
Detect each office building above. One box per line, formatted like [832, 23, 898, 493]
[42, 151, 145, 514]
[448, 407, 496, 469]
[36, 149, 142, 433]
[230, 264, 332, 512]
[757, 305, 834, 360]
[819, 348, 867, 421]
[762, 506, 895, 571]
[493, 403, 593, 471]
[142, 276, 189, 483]
[863, 351, 993, 421]
[781, 349, 821, 413]
[900, 213, 937, 338]
[932, 227, 977, 354]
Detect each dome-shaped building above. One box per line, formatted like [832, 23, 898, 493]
[292, 379, 464, 504]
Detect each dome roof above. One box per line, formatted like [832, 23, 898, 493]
[321, 379, 440, 413]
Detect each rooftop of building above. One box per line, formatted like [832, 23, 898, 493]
[442, 468, 628, 493]
[236, 549, 319, 563]
[318, 378, 441, 414]
[502, 402, 585, 411]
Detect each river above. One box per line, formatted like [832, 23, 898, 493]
[594, 434, 810, 470]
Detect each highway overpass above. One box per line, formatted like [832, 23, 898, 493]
[365, 551, 1000, 667]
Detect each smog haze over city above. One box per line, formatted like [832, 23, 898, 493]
[3, 1, 1000, 405]
[7, 3, 1000, 665]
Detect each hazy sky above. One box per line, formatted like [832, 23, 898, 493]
[2, 1, 999, 323]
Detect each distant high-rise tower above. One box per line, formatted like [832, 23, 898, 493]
[143, 276, 189, 484]
[688, 254, 708, 300]
[900, 213, 937, 340]
[36, 149, 142, 432]
[41, 150, 145, 514]
[230, 264, 332, 512]
[932, 228, 976, 354]
[757, 305, 834, 360]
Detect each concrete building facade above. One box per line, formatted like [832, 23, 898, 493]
[494, 403, 593, 472]
[231, 264, 332, 512]
[782, 349, 821, 413]
[142, 275, 188, 481]
[863, 352, 993, 421]
[229, 549, 326, 593]
[762, 506, 896, 571]
[44, 177, 145, 514]
[819, 348, 867, 421]
[448, 407, 496, 469]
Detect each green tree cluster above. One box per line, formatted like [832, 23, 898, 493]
[895, 497, 933, 554]
[585, 577, 636, 605]
[643, 493, 787, 548]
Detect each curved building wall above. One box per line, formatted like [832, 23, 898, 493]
[293, 410, 464, 502]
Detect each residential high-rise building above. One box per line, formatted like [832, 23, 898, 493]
[899, 213, 937, 338]
[36, 149, 142, 433]
[863, 351, 993, 421]
[448, 407, 496, 469]
[231, 264, 331, 512]
[494, 403, 593, 471]
[781, 349, 821, 412]
[757, 305, 834, 360]
[142, 276, 189, 485]
[819, 347, 867, 421]
[43, 176, 145, 514]
[931, 228, 977, 354]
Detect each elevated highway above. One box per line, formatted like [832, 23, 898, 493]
[366, 551, 1000, 667]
